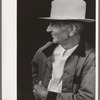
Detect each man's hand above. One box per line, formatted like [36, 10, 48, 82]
[33, 81, 48, 100]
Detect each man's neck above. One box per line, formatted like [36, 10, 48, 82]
[60, 37, 80, 50]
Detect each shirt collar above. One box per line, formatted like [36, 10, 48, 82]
[53, 45, 66, 56]
[43, 39, 85, 57]
[53, 44, 79, 56]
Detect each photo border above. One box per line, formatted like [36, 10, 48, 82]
[0, 0, 1, 99]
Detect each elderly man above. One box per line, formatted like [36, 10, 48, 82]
[32, 0, 95, 100]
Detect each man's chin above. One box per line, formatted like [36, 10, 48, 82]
[52, 39, 59, 44]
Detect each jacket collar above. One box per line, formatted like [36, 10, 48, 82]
[43, 39, 85, 57]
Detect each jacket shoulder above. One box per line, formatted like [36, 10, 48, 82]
[85, 42, 95, 55]
[38, 41, 53, 52]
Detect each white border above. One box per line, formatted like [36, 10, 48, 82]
[96, 0, 99, 99]
[2, 0, 17, 100]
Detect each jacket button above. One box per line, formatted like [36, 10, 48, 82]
[62, 88, 67, 92]
[47, 74, 50, 78]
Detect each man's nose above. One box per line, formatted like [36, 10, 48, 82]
[46, 23, 52, 32]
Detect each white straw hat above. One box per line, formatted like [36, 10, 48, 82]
[40, 0, 95, 23]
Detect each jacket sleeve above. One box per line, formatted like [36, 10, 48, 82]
[56, 51, 95, 100]
[31, 42, 52, 87]
[56, 65, 95, 100]
[31, 49, 41, 86]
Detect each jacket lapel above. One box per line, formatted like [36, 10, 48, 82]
[43, 55, 54, 87]
[62, 54, 79, 92]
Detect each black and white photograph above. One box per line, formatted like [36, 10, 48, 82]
[17, 0, 96, 100]
[2, 0, 98, 100]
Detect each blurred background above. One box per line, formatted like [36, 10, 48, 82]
[17, 0, 95, 100]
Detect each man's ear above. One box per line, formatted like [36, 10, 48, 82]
[69, 25, 76, 36]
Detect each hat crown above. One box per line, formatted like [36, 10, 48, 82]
[39, 0, 95, 22]
[50, 0, 86, 19]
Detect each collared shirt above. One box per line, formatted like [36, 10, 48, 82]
[47, 44, 78, 93]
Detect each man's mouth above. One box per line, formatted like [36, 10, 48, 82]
[51, 34, 56, 37]
[52, 35, 55, 37]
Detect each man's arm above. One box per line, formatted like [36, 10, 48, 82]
[32, 49, 43, 99]
[56, 65, 95, 100]
[32, 48, 48, 100]
[31, 42, 52, 86]
[31, 49, 40, 86]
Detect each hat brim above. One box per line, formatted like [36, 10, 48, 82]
[39, 17, 95, 23]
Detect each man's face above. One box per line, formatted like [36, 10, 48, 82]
[46, 21, 71, 44]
